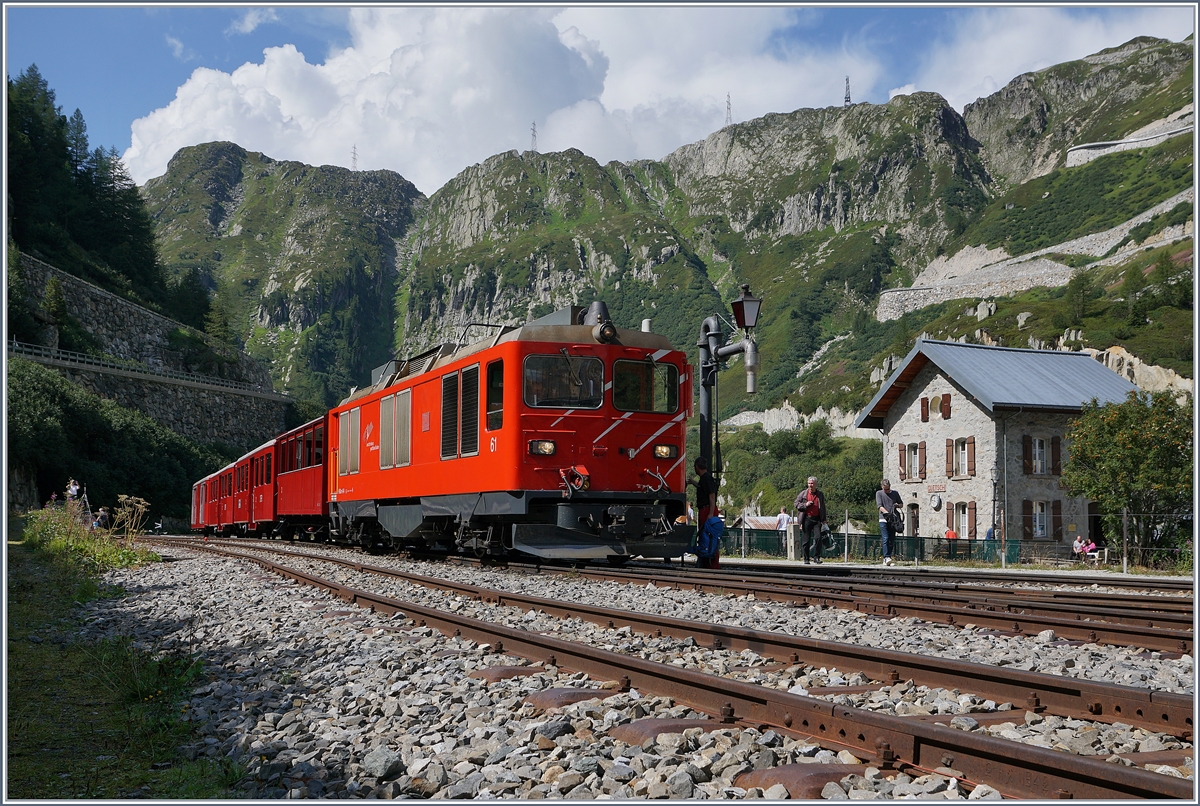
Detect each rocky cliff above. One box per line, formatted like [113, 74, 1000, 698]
[141, 36, 1192, 419]
[143, 143, 424, 409]
[963, 36, 1193, 189]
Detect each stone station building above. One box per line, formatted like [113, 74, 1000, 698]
[855, 340, 1139, 548]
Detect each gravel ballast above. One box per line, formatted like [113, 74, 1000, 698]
[78, 548, 1194, 799]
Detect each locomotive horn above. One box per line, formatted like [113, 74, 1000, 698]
[579, 300, 611, 326]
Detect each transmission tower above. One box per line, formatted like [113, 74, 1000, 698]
[844, 77, 851, 108]
[725, 93, 732, 127]
[352, 144, 358, 171]
[531, 122, 537, 153]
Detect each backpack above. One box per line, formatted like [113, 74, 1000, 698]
[695, 517, 724, 559]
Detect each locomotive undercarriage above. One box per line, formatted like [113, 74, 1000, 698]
[331, 490, 693, 561]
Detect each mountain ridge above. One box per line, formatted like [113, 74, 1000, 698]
[139, 35, 1193, 419]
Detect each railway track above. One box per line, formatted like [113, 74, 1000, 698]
[152, 538, 1193, 799]
[714, 559, 1196, 594]
[437, 554, 1194, 653]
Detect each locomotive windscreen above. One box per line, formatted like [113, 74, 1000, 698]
[523, 354, 603, 408]
[613, 360, 679, 413]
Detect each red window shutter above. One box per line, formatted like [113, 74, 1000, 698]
[898, 444, 907, 479]
[942, 395, 951, 419]
[918, 441, 926, 479]
[1051, 436, 1062, 475]
[1022, 499, 1033, 539]
[921, 397, 929, 422]
[945, 439, 954, 477]
[968, 501, 977, 539]
[1022, 435, 1032, 475]
[1052, 500, 1063, 539]
[967, 436, 976, 476]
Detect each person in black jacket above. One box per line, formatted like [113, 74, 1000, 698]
[794, 476, 827, 564]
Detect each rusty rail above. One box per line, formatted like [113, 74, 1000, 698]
[166, 540, 1193, 799]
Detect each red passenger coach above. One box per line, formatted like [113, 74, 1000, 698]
[327, 302, 694, 560]
[272, 416, 329, 538]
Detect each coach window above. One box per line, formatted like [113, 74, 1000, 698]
[265, 453, 272, 483]
[486, 360, 503, 430]
[396, 389, 412, 467]
[338, 410, 361, 475]
[380, 395, 395, 469]
[314, 426, 323, 466]
[523, 354, 603, 408]
[304, 429, 314, 468]
[614, 360, 678, 413]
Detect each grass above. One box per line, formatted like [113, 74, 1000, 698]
[6, 512, 244, 798]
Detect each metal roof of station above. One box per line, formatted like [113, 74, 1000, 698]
[854, 339, 1140, 429]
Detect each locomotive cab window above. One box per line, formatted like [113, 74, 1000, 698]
[614, 360, 679, 413]
[523, 354, 603, 409]
[486, 360, 503, 430]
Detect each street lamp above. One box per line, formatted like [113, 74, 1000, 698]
[697, 284, 762, 475]
[730, 283, 762, 331]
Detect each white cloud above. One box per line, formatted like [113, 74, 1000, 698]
[907, 6, 1193, 111]
[165, 34, 196, 62]
[228, 8, 279, 36]
[125, 6, 1194, 193]
[127, 7, 882, 190]
[888, 84, 918, 100]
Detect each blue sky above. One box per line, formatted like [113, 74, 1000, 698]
[5, 4, 1194, 194]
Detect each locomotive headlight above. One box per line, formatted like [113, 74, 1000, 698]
[653, 444, 678, 459]
[528, 439, 557, 456]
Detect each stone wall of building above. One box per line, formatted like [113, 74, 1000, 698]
[881, 363, 1090, 543]
[17, 255, 273, 388]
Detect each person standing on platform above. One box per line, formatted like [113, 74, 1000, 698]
[876, 479, 903, 566]
[775, 506, 792, 532]
[794, 476, 827, 564]
[692, 457, 721, 569]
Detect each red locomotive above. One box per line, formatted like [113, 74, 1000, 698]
[191, 302, 694, 561]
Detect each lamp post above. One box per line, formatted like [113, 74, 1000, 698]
[990, 464, 1000, 565]
[698, 284, 761, 477]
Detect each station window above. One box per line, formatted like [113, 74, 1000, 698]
[1033, 500, 1048, 538]
[1032, 437, 1047, 475]
[614, 360, 679, 413]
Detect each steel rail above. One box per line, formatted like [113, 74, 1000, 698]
[168, 540, 1193, 799]
[434, 554, 1194, 652]
[716, 559, 1196, 593]
[157, 538, 1193, 740]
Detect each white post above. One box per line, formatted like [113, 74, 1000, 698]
[1122, 507, 1129, 574]
[843, 509, 849, 563]
[741, 508, 747, 559]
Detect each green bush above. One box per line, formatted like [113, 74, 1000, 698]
[7, 357, 233, 518]
[22, 503, 159, 579]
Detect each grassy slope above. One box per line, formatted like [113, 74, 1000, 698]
[951, 134, 1193, 257]
[6, 529, 239, 798]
